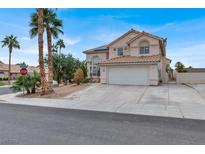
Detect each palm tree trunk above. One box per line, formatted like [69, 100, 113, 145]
[59, 47, 61, 55]
[38, 8, 47, 95]
[46, 27, 53, 92]
[8, 48, 12, 85]
[31, 86, 36, 93]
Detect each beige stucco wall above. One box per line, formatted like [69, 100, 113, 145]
[86, 52, 108, 78]
[149, 64, 159, 85]
[129, 35, 160, 56]
[86, 52, 108, 62]
[100, 66, 107, 83]
[160, 57, 169, 83]
[84, 31, 169, 84]
[100, 64, 159, 86]
[176, 73, 205, 84]
[109, 32, 138, 59]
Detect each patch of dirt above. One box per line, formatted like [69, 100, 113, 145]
[17, 83, 90, 99]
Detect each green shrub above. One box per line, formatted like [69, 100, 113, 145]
[175, 62, 187, 73]
[10, 71, 40, 94]
[2, 77, 8, 81]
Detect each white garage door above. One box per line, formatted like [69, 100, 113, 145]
[108, 65, 149, 85]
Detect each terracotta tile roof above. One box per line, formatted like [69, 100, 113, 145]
[99, 54, 161, 65]
[0, 63, 39, 73]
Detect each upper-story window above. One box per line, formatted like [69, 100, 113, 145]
[139, 41, 149, 54]
[117, 47, 124, 56]
[92, 56, 101, 65]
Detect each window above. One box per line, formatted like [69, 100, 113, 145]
[113, 48, 116, 51]
[91, 66, 99, 76]
[139, 41, 149, 54]
[92, 56, 101, 65]
[0, 72, 4, 79]
[91, 56, 101, 76]
[117, 47, 123, 56]
[140, 46, 149, 54]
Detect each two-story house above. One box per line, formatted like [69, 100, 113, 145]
[83, 29, 171, 86]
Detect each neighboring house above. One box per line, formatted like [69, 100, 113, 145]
[0, 61, 48, 80]
[83, 29, 171, 86]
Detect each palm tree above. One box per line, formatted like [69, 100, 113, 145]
[30, 8, 63, 92]
[51, 43, 58, 53]
[37, 8, 47, 95]
[56, 39, 65, 55]
[175, 61, 187, 73]
[1, 35, 20, 84]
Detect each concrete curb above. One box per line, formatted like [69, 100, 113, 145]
[0, 85, 11, 88]
[1, 84, 205, 121]
[184, 83, 205, 100]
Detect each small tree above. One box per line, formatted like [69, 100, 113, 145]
[74, 68, 84, 85]
[10, 71, 40, 94]
[175, 62, 187, 73]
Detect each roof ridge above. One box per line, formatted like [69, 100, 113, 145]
[107, 29, 140, 47]
[127, 31, 164, 45]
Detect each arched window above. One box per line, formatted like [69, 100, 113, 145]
[91, 56, 101, 76]
[139, 40, 149, 54]
[92, 56, 101, 65]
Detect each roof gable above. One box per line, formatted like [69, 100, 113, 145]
[127, 31, 166, 56]
[127, 31, 163, 45]
[107, 29, 140, 47]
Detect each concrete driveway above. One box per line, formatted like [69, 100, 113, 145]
[1, 83, 205, 120]
[65, 83, 205, 120]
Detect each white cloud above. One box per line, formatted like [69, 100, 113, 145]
[138, 17, 205, 34]
[0, 21, 27, 31]
[168, 42, 205, 68]
[146, 22, 177, 33]
[18, 48, 38, 55]
[63, 36, 81, 46]
[21, 36, 31, 41]
[93, 31, 122, 44]
[0, 56, 38, 66]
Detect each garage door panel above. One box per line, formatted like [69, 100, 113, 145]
[108, 65, 149, 85]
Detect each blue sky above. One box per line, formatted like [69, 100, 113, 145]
[0, 8, 205, 67]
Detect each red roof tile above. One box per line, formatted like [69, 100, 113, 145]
[99, 54, 161, 65]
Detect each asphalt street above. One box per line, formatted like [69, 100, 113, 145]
[0, 102, 204, 144]
[0, 87, 12, 95]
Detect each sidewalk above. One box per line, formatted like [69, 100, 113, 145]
[1, 84, 205, 121]
[0, 85, 11, 88]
